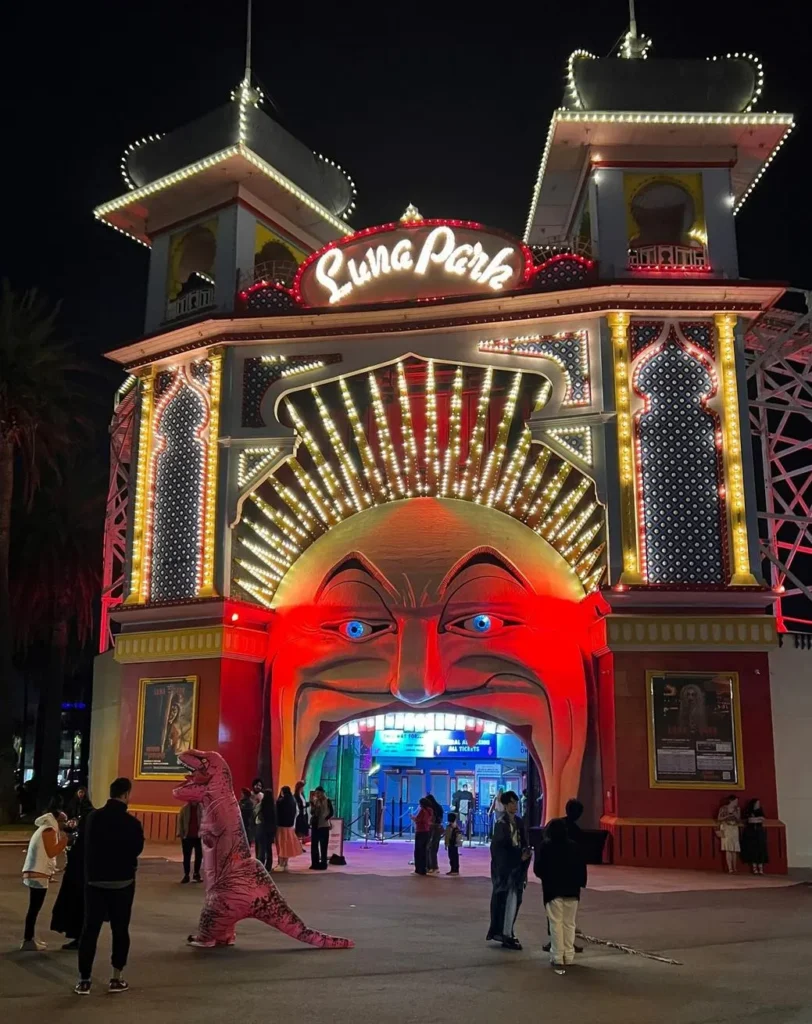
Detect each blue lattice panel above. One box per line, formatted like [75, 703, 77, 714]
[634, 333, 725, 584]
[242, 355, 342, 427]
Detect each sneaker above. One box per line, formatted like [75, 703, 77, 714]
[193, 874, 202, 883]
[74, 980, 92, 996]
[108, 978, 129, 994]
[181, 875, 190, 884]
[62, 939, 80, 950]
[20, 939, 46, 951]
[501, 936, 523, 950]
[446, 871, 459, 876]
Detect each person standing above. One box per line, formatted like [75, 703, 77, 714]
[75, 777, 144, 996]
[309, 787, 333, 871]
[249, 777, 264, 847]
[239, 788, 255, 846]
[64, 785, 94, 825]
[293, 780, 309, 847]
[274, 786, 301, 872]
[487, 791, 531, 949]
[255, 789, 277, 870]
[717, 794, 741, 874]
[741, 798, 769, 875]
[51, 817, 87, 949]
[412, 797, 433, 876]
[444, 812, 461, 876]
[535, 817, 587, 971]
[20, 809, 69, 950]
[542, 798, 586, 955]
[425, 793, 444, 875]
[177, 800, 203, 883]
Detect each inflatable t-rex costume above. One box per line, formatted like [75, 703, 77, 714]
[173, 749, 353, 950]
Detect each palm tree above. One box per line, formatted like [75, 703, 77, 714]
[11, 462, 104, 807]
[0, 281, 90, 822]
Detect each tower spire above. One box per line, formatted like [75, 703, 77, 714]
[621, 0, 650, 59]
[244, 0, 253, 85]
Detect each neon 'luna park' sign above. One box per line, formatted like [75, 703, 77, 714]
[293, 218, 533, 308]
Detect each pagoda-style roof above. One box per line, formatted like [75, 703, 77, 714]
[94, 85, 355, 249]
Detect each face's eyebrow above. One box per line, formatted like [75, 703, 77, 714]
[316, 553, 400, 602]
[438, 548, 531, 597]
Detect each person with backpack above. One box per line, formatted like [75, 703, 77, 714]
[534, 817, 588, 971]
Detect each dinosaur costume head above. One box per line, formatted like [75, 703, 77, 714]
[173, 749, 232, 805]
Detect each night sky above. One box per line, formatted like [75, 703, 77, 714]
[2, 1, 810, 364]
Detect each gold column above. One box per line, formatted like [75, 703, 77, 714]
[608, 311, 644, 584]
[715, 313, 758, 585]
[198, 349, 223, 597]
[125, 368, 156, 604]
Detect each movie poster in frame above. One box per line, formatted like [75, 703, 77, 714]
[646, 671, 744, 789]
[135, 676, 198, 779]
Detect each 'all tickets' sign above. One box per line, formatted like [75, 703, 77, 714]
[294, 215, 531, 308]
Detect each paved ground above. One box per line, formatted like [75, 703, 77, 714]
[2, 843, 812, 1024]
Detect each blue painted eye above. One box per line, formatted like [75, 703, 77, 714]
[467, 614, 492, 633]
[342, 620, 372, 640]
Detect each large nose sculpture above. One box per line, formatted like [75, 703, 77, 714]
[391, 616, 444, 705]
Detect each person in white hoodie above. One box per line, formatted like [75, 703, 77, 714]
[21, 809, 69, 950]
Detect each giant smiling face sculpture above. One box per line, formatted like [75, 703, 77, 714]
[267, 497, 590, 820]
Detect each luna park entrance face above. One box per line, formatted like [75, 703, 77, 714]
[313, 713, 536, 844]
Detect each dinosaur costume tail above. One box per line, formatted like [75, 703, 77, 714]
[253, 891, 355, 949]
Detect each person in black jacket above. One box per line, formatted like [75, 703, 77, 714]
[255, 790, 277, 870]
[534, 817, 587, 970]
[75, 777, 144, 996]
[487, 791, 531, 950]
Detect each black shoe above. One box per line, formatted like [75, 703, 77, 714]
[486, 931, 503, 942]
[543, 941, 551, 952]
[109, 978, 129, 994]
[74, 980, 91, 996]
[193, 874, 202, 883]
[501, 936, 523, 950]
[62, 939, 80, 950]
[181, 875, 190, 884]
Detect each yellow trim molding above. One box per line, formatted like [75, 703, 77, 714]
[715, 313, 758, 586]
[605, 614, 777, 650]
[114, 625, 267, 664]
[125, 369, 156, 604]
[199, 348, 223, 598]
[608, 311, 644, 584]
[130, 805, 181, 814]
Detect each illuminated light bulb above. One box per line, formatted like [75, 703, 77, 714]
[510, 447, 551, 516]
[369, 372, 404, 499]
[397, 361, 421, 494]
[339, 378, 387, 503]
[310, 388, 368, 513]
[493, 427, 531, 510]
[574, 542, 606, 578]
[525, 463, 572, 530]
[583, 565, 605, 592]
[288, 457, 336, 526]
[440, 366, 464, 497]
[480, 371, 522, 504]
[423, 360, 440, 495]
[459, 367, 493, 498]
[286, 400, 346, 519]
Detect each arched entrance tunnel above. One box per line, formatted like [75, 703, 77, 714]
[308, 711, 543, 841]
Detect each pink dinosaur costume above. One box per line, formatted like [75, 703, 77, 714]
[173, 749, 353, 950]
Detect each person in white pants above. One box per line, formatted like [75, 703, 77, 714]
[534, 817, 587, 969]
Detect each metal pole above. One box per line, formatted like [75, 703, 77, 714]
[244, 0, 253, 84]
[628, 0, 637, 40]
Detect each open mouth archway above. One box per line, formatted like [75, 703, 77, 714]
[309, 712, 538, 838]
[265, 498, 597, 822]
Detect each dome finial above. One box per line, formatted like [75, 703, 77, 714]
[400, 204, 423, 224]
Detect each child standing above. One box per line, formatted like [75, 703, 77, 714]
[444, 812, 461, 876]
[534, 817, 587, 971]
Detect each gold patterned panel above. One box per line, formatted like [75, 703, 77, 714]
[604, 615, 777, 651]
[114, 625, 267, 664]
